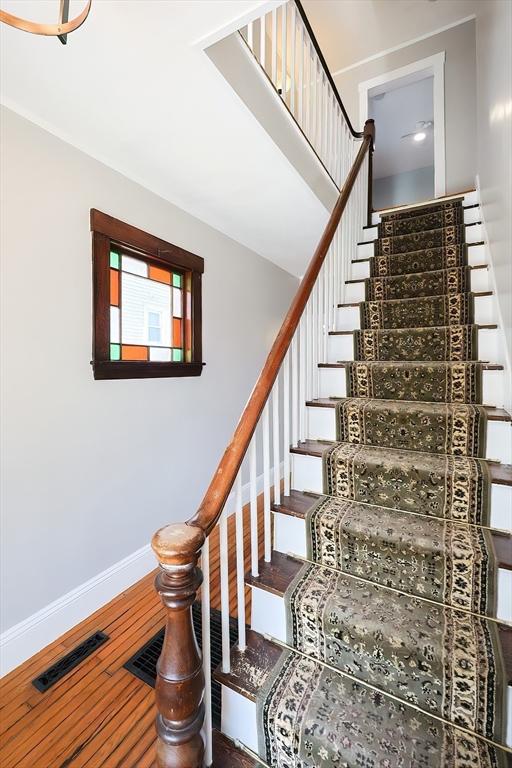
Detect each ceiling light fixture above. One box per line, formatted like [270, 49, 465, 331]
[0, 0, 91, 45]
[413, 131, 427, 142]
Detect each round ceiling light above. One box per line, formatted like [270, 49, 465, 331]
[413, 131, 427, 142]
[0, 1, 91, 45]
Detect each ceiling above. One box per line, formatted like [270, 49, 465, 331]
[0, 0, 330, 276]
[369, 76, 434, 179]
[301, 0, 477, 73]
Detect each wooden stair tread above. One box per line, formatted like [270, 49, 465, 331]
[273, 489, 512, 571]
[345, 264, 488, 284]
[306, 397, 512, 422]
[329, 324, 499, 334]
[318, 361, 504, 371]
[352, 242, 485, 264]
[357, 223, 482, 247]
[246, 554, 512, 684]
[338, 291, 493, 308]
[290, 439, 512, 486]
[212, 731, 259, 768]
[213, 629, 282, 702]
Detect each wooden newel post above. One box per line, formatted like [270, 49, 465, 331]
[151, 523, 206, 768]
[364, 118, 375, 227]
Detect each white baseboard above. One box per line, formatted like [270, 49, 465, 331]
[0, 462, 285, 677]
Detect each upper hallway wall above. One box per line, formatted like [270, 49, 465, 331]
[333, 20, 477, 196]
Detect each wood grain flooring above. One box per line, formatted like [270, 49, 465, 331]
[0, 494, 269, 768]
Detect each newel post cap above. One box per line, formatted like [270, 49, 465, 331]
[152, 523, 205, 566]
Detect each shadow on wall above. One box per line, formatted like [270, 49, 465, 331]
[373, 165, 434, 210]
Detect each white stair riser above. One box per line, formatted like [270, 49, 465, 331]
[371, 193, 480, 225]
[345, 268, 489, 303]
[327, 327, 499, 363]
[336, 293, 496, 330]
[357, 224, 484, 260]
[306, 405, 512, 464]
[291, 452, 512, 531]
[272, 511, 511, 624]
[351, 243, 488, 280]
[318, 367, 506, 408]
[221, 687, 259, 753]
[247, 583, 512, 747]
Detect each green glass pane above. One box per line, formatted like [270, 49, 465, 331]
[110, 250, 120, 269]
[172, 273, 182, 288]
[110, 343, 121, 361]
[172, 348, 183, 362]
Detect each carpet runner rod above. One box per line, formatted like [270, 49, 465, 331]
[285, 552, 510, 626]
[262, 635, 512, 756]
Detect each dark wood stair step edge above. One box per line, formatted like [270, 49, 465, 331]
[318, 361, 504, 371]
[357, 223, 482, 246]
[213, 730, 259, 767]
[244, 552, 512, 685]
[273, 489, 512, 571]
[329, 325, 498, 335]
[352, 241, 485, 263]
[345, 264, 488, 285]
[289, 439, 512, 486]
[338, 291, 493, 307]
[305, 397, 511, 423]
[363, 204, 479, 228]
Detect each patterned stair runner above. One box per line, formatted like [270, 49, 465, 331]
[257, 199, 509, 767]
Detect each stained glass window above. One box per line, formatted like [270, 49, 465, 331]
[108, 250, 186, 363]
[91, 209, 203, 380]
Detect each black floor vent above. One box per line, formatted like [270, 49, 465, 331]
[124, 603, 238, 729]
[32, 631, 109, 692]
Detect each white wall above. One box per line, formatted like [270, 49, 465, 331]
[0, 107, 298, 635]
[475, 0, 512, 403]
[373, 166, 435, 210]
[335, 20, 477, 196]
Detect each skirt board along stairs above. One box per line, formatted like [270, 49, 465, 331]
[214, 195, 512, 768]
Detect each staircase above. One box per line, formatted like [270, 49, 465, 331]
[213, 193, 512, 768]
[147, 3, 511, 766]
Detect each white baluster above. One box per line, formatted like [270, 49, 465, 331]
[260, 13, 266, 71]
[247, 20, 254, 51]
[234, 472, 246, 651]
[283, 352, 291, 496]
[262, 403, 271, 562]
[298, 17, 303, 125]
[299, 315, 306, 442]
[201, 537, 212, 766]
[219, 506, 230, 673]
[272, 376, 281, 504]
[249, 436, 259, 577]
[271, 8, 277, 87]
[290, 3, 296, 116]
[281, 3, 287, 103]
[291, 334, 298, 447]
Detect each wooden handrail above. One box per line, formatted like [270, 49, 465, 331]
[150, 119, 374, 768]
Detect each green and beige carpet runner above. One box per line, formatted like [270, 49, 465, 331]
[258, 199, 508, 766]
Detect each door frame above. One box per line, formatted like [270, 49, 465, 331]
[358, 51, 446, 198]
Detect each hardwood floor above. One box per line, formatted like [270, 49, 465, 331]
[0, 497, 268, 767]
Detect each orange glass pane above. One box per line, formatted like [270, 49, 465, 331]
[173, 318, 182, 348]
[121, 345, 148, 361]
[110, 269, 119, 306]
[148, 265, 171, 284]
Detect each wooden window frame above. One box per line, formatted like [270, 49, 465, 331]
[91, 209, 204, 380]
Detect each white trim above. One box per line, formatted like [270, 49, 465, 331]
[474, 174, 512, 411]
[332, 15, 475, 76]
[359, 52, 446, 199]
[0, 462, 284, 677]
